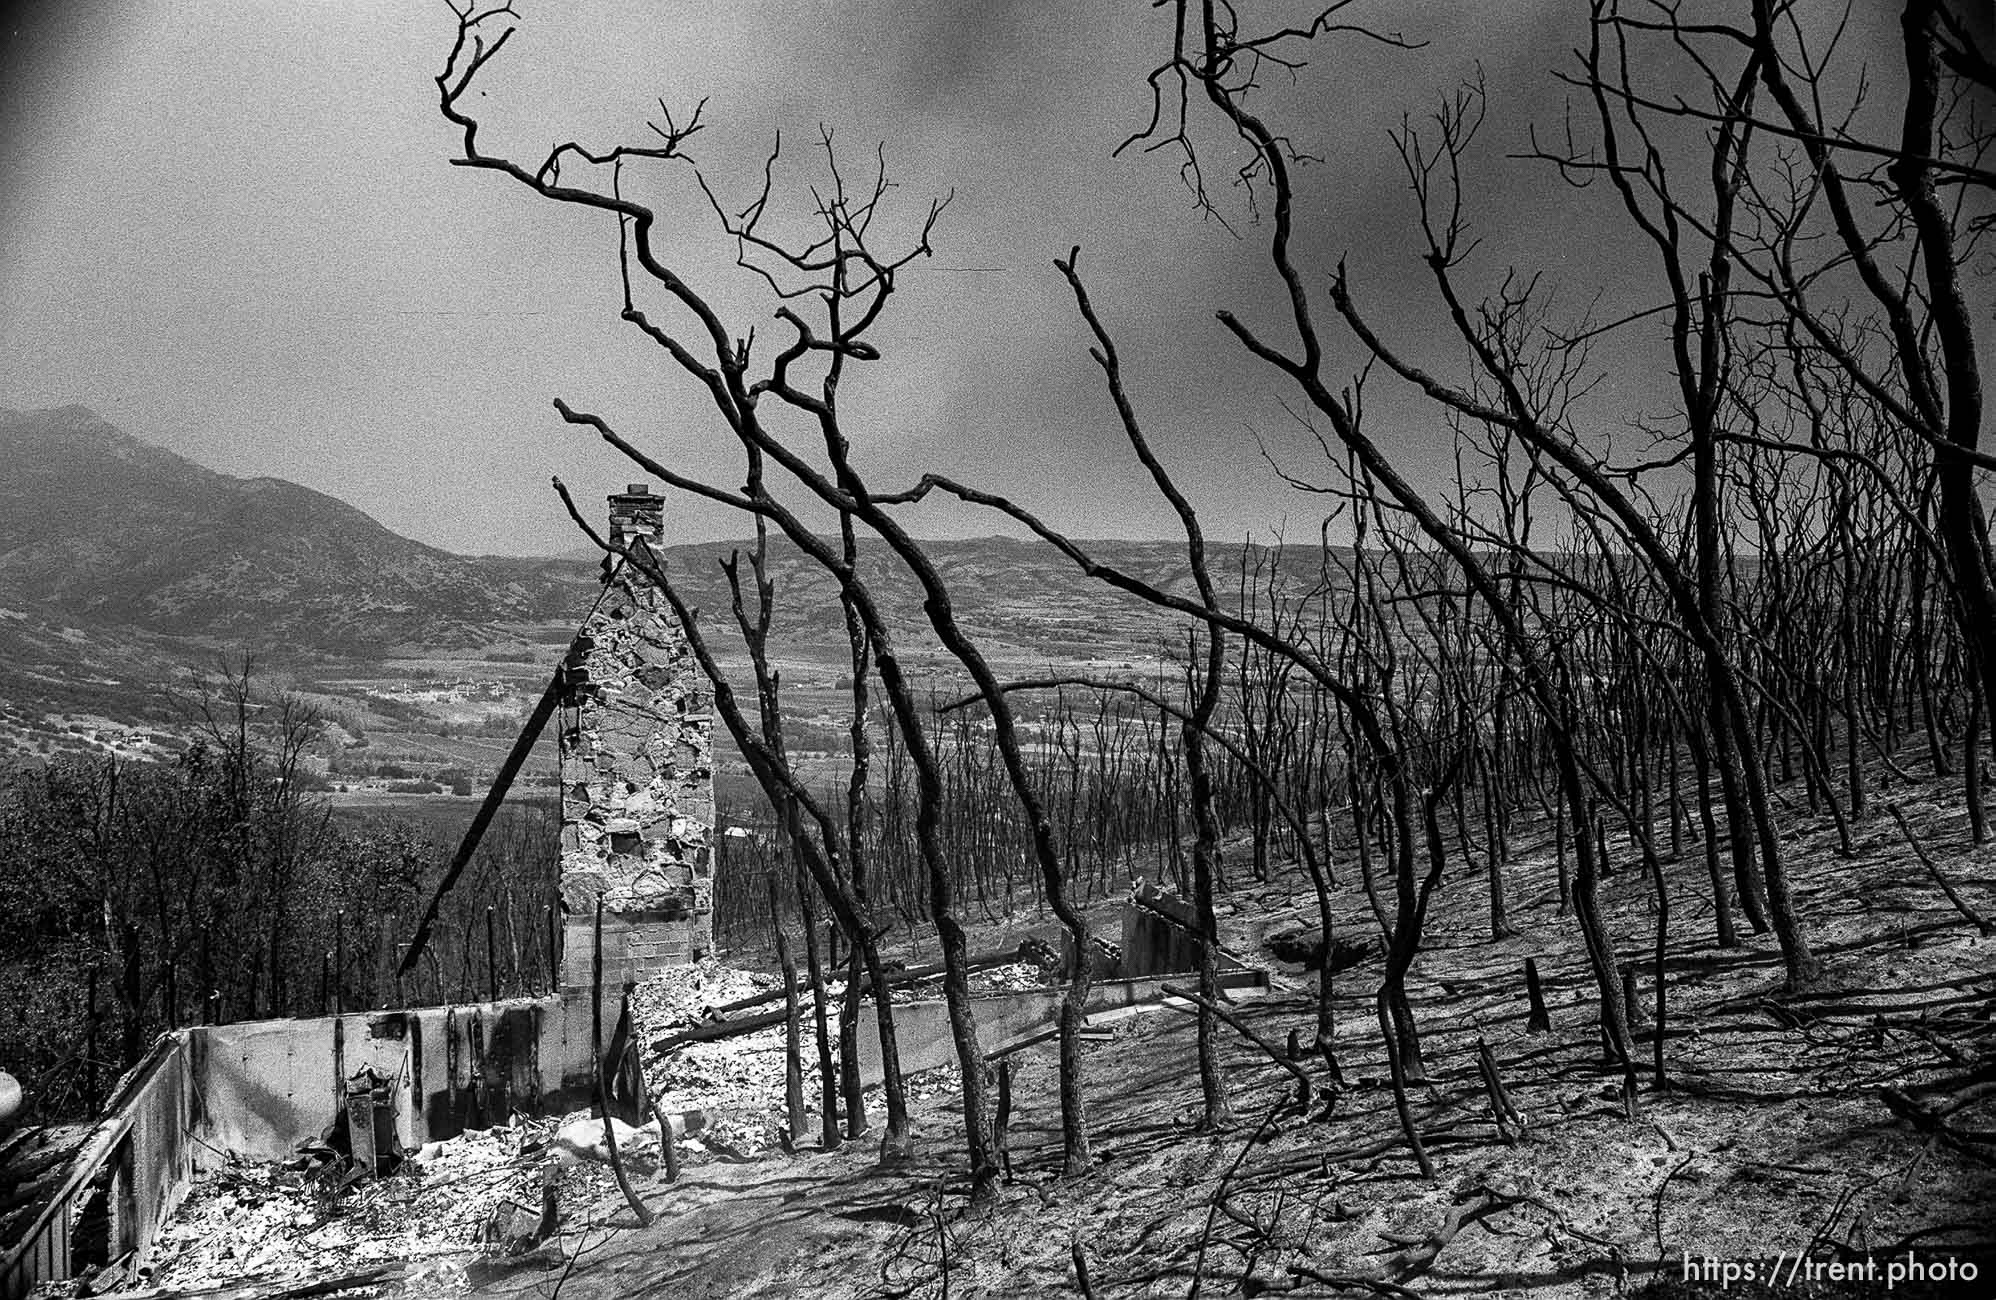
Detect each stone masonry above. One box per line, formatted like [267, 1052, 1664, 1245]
[558, 484, 714, 994]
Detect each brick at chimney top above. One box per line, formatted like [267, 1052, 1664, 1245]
[607, 483, 663, 550]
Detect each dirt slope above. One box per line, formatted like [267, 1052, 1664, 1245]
[454, 780, 1996, 1299]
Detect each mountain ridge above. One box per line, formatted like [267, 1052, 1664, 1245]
[0, 405, 590, 651]
[0, 405, 1235, 657]
[0, 404, 1296, 764]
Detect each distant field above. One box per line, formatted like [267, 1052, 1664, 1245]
[324, 776, 777, 836]
[361, 728, 558, 771]
[1, 537, 1213, 806]
[326, 791, 557, 841]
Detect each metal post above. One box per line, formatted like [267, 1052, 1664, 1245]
[486, 906, 499, 1002]
[84, 965, 100, 1115]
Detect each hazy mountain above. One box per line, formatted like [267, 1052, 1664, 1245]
[0, 405, 1246, 654]
[0, 405, 592, 652]
[0, 405, 1309, 757]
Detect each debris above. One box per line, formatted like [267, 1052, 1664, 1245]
[1261, 927, 1372, 973]
[341, 1069, 394, 1181]
[626, 959, 780, 1036]
[85, 1265, 402, 1299]
[554, 1115, 660, 1174]
[630, 962, 796, 1154]
[476, 1170, 557, 1258]
[895, 962, 1054, 1000]
[139, 1119, 604, 1294]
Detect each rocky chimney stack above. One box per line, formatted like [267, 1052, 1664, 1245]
[607, 483, 663, 553]
[557, 480, 714, 1004]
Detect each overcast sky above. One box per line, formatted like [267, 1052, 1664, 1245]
[0, 0, 1911, 555]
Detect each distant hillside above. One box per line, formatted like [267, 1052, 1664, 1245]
[628, 532, 1212, 658]
[0, 406, 1262, 658]
[0, 405, 591, 652]
[0, 404, 1328, 764]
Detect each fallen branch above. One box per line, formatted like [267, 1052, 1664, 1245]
[1284, 1185, 1527, 1295]
[1475, 1038, 1524, 1144]
[1189, 1100, 1283, 1300]
[1283, 1268, 1425, 1298]
[1371, 1188, 1506, 1277]
[651, 1005, 789, 1052]
[1879, 1086, 1996, 1163]
[1729, 988, 1996, 1025]
[1241, 1117, 1484, 1182]
[1652, 1152, 1695, 1258]
[1161, 982, 1314, 1111]
[1888, 805, 1996, 937]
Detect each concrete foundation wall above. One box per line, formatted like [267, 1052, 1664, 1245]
[850, 970, 1267, 1086]
[1, 1035, 198, 1300]
[193, 996, 598, 1165]
[853, 991, 1064, 1083]
[1123, 886, 1205, 976]
[121, 1040, 197, 1263]
[2, 994, 604, 1299]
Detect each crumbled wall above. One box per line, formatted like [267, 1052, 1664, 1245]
[557, 486, 715, 991]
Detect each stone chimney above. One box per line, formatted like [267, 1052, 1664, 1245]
[557, 486, 714, 998]
[607, 483, 664, 552]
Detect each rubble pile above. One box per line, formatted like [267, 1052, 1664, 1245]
[624, 957, 1031, 1155]
[138, 1119, 618, 1294]
[627, 958, 778, 1032]
[896, 961, 1054, 1001]
[981, 960, 1058, 993]
[654, 1030, 795, 1155]
[893, 1059, 964, 1106]
[629, 959, 793, 1155]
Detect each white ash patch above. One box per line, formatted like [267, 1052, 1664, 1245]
[626, 958, 1041, 1154]
[654, 1029, 796, 1155]
[138, 1118, 619, 1295]
[627, 958, 779, 1032]
[630, 959, 791, 1155]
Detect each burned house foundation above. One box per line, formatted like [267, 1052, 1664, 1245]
[0, 486, 1273, 1297]
[0, 996, 601, 1299]
[0, 887, 1265, 1297]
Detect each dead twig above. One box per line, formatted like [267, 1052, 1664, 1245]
[1241, 1117, 1485, 1183]
[1879, 1086, 1996, 1163]
[1161, 982, 1317, 1112]
[1888, 804, 1996, 936]
[1189, 1099, 1283, 1300]
[1284, 1184, 1537, 1296]
[1652, 1152, 1695, 1257]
